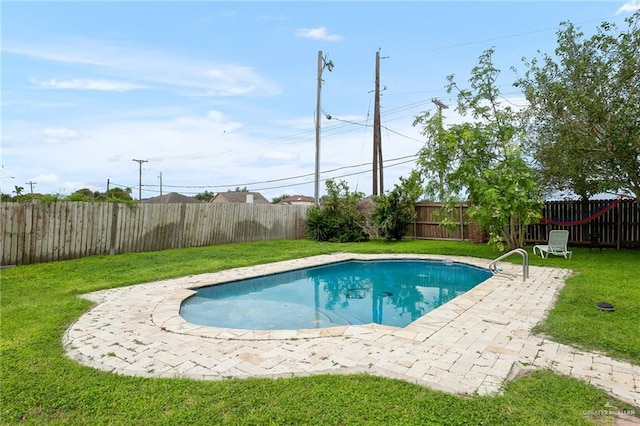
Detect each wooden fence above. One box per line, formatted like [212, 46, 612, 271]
[0, 201, 309, 266]
[407, 203, 472, 242]
[3, 198, 638, 266]
[409, 200, 640, 248]
[527, 199, 640, 249]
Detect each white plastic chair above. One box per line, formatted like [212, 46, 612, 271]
[533, 230, 572, 259]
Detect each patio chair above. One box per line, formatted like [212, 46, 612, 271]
[533, 230, 572, 259]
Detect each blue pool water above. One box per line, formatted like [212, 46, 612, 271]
[180, 259, 492, 330]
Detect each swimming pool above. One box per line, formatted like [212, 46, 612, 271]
[180, 259, 492, 330]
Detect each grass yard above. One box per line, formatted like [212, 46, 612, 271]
[1, 239, 638, 424]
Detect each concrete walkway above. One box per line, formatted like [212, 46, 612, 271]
[63, 253, 639, 409]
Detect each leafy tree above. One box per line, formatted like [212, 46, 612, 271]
[65, 188, 95, 202]
[195, 190, 216, 202]
[372, 171, 423, 240]
[414, 49, 543, 250]
[105, 187, 133, 201]
[271, 194, 291, 204]
[516, 12, 640, 200]
[64, 193, 93, 202]
[305, 179, 369, 242]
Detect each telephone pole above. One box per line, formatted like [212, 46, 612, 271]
[132, 159, 148, 200]
[372, 50, 385, 196]
[314, 51, 334, 206]
[431, 99, 449, 201]
[26, 181, 37, 194]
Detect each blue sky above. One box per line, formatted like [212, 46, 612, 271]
[2, 1, 639, 200]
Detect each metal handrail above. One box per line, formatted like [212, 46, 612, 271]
[488, 248, 529, 282]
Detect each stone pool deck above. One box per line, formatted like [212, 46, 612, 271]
[63, 253, 640, 409]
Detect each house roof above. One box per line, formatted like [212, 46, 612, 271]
[142, 192, 202, 204]
[210, 191, 270, 204]
[278, 195, 315, 204]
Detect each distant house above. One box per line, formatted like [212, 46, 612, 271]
[142, 192, 202, 204]
[210, 191, 270, 204]
[277, 195, 315, 206]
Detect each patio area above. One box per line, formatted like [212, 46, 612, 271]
[63, 253, 640, 408]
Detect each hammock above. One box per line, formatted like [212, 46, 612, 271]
[540, 196, 623, 226]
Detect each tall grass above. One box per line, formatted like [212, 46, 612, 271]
[1, 239, 638, 424]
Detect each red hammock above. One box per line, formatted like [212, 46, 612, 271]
[540, 196, 623, 226]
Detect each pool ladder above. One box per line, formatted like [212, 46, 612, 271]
[489, 248, 529, 282]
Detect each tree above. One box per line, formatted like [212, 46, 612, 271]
[271, 194, 291, 204]
[195, 191, 216, 202]
[516, 12, 640, 200]
[372, 171, 423, 240]
[305, 179, 369, 242]
[105, 187, 133, 201]
[414, 49, 543, 250]
[65, 188, 95, 202]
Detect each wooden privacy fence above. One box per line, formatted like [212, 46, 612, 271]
[407, 203, 474, 242]
[409, 200, 640, 248]
[527, 199, 639, 249]
[0, 201, 310, 266]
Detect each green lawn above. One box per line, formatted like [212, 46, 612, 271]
[1, 239, 638, 425]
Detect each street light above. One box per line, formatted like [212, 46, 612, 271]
[314, 51, 334, 206]
[0, 175, 15, 195]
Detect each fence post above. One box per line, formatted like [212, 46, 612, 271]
[459, 204, 464, 241]
[109, 203, 119, 255]
[616, 201, 622, 250]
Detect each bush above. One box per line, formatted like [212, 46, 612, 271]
[372, 171, 423, 240]
[305, 180, 370, 242]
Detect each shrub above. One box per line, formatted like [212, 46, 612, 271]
[372, 171, 423, 240]
[305, 179, 369, 242]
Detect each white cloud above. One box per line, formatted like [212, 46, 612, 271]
[32, 173, 59, 184]
[4, 108, 423, 199]
[616, 0, 640, 14]
[295, 27, 344, 42]
[6, 38, 280, 97]
[34, 78, 146, 92]
[258, 151, 301, 163]
[42, 127, 84, 144]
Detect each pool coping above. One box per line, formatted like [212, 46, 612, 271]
[64, 253, 640, 407]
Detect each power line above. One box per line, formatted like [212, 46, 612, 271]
[110, 155, 417, 196]
[143, 154, 418, 190]
[421, 15, 620, 53]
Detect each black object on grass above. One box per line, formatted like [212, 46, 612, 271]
[597, 302, 615, 312]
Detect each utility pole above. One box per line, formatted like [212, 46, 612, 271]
[132, 159, 148, 200]
[159, 172, 163, 198]
[372, 50, 386, 196]
[26, 181, 37, 194]
[431, 98, 449, 202]
[372, 51, 381, 195]
[314, 51, 334, 206]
